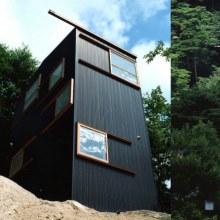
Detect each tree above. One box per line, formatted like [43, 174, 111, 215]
[143, 86, 171, 213]
[0, 43, 38, 120]
[172, 1, 219, 83]
[143, 41, 170, 63]
[172, 121, 220, 219]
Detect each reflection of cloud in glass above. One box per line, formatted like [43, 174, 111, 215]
[80, 126, 107, 160]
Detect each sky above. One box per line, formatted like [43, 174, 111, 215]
[0, 0, 170, 102]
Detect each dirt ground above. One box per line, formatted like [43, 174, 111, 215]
[0, 176, 170, 220]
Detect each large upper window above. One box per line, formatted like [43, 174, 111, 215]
[24, 76, 40, 111]
[49, 59, 64, 89]
[110, 51, 138, 84]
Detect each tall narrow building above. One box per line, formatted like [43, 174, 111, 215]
[9, 13, 159, 211]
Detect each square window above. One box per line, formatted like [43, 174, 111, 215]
[77, 123, 108, 163]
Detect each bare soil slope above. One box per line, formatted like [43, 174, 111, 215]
[0, 176, 170, 220]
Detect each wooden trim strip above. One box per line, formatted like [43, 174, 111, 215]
[77, 154, 136, 175]
[23, 136, 37, 149]
[79, 33, 109, 51]
[107, 133, 131, 145]
[79, 59, 140, 89]
[79, 59, 109, 75]
[41, 103, 73, 134]
[22, 158, 34, 170]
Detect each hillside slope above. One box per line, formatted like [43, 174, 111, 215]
[0, 176, 170, 220]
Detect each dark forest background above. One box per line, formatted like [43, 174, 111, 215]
[172, 0, 220, 219]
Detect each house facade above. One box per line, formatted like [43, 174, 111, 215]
[9, 23, 159, 211]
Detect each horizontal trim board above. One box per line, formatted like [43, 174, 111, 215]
[23, 136, 37, 149]
[107, 133, 131, 145]
[78, 59, 140, 89]
[79, 33, 110, 51]
[77, 154, 136, 175]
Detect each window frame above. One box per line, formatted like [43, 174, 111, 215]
[49, 58, 65, 90]
[110, 50, 139, 86]
[23, 74, 41, 111]
[54, 79, 74, 117]
[77, 122, 109, 164]
[9, 148, 24, 178]
[41, 79, 74, 134]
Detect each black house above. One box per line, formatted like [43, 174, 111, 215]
[9, 12, 159, 212]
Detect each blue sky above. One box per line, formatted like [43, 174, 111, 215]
[0, 0, 170, 102]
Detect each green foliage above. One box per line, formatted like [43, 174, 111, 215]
[172, 122, 220, 219]
[143, 86, 171, 213]
[172, 1, 220, 219]
[143, 41, 170, 63]
[0, 43, 38, 120]
[172, 1, 219, 85]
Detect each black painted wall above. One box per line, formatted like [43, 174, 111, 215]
[10, 28, 158, 211]
[10, 29, 76, 201]
[72, 30, 158, 211]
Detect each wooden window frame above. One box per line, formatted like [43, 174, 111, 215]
[77, 122, 109, 164]
[41, 79, 74, 134]
[54, 79, 74, 117]
[49, 58, 65, 90]
[23, 74, 41, 112]
[109, 50, 140, 86]
[9, 148, 24, 178]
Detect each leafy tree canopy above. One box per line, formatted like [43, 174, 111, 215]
[0, 43, 38, 120]
[143, 86, 171, 213]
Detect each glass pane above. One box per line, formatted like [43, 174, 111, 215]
[25, 79, 38, 102]
[55, 83, 70, 116]
[111, 52, 136, 76]
[11, 150, 23, 176]
[79, 126, 107, 161]
[24, 91, 38, 110]
[49, 63, 62, 89]
[112, 65, 137, 84]
[24, 78, 39, 110]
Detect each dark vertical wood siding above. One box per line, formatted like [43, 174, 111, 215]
[10, 29, 76, 201]
[78, 37, 109, 72]
[72, 31, 158, 211]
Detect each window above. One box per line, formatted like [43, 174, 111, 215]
[77, 123, 108, 163]
[49, 59, 64, 89]
[110, 51, 138, 84]
[55, 79, 73, 117]
[24, 76, 40, 111]
[9, 149, 24, 178]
